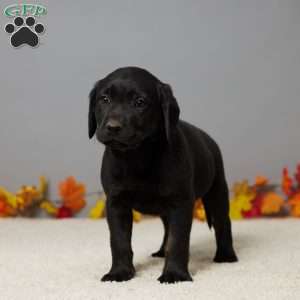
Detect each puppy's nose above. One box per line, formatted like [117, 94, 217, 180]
[105, 119, 122, 133]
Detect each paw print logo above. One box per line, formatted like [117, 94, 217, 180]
[5, 16, 45, 48]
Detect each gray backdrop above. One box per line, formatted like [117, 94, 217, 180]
[1, 0, 299, 208]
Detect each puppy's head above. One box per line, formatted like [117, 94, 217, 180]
[88, 67, 180, 151]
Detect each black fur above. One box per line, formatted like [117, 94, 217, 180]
[88, 67, 238, 284]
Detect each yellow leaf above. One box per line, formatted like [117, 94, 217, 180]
[89, 200, 105, 219]
[0, 187, 18, 208]
[133, 210, 142, 222]
[40, 201, 58, 215]
[38, 176, 48, 198]
[230, 201, 243, 220]
[193, 199, 206, 221]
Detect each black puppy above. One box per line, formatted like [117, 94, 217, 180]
[88, 67, 238, 284]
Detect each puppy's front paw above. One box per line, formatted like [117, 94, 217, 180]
[101, 268, 135, 282]
[158, 270, 192, 284]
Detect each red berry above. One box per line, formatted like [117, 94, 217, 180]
[56, 206, 73, 218]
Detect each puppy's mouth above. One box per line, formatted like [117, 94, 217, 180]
[97, 130, 147, 151]
[102, 138, 141, 151]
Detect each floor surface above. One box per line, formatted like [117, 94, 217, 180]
[0, 218, 299, 300]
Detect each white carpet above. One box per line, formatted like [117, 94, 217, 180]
[0, 218, 299, 300]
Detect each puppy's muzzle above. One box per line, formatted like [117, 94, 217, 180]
[105, 118, 122, 134]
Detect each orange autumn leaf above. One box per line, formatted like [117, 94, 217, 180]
[0, 199, 9, 217]
[261, 192, 284, 215]
[58, 177, 86, 213]
[282, 168, 293, 196]
[289, 193, 300, 217]
[289, 193, 300, 205]
[0, 200, 5, 212]
[4, 204, 16, 216]
[193, 198, 206, 221]
[290, 204, 300, 217]
[0, 190, 17, 217]
[0, 199, 16, 217]
[255, 176, 268, 186]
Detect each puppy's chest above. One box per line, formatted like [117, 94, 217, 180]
[110, 157, 167, 191]
[108, 163, 175, 214]
[110, 167, 172, 196]
[130, 191, 172, 215]
[114, 188, 173, 215]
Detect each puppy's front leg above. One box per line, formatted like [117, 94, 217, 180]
[158, 201, 193, 283]
[101, 195, 135, 282]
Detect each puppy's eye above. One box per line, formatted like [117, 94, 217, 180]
[134, 97, 147, 108]
[100, 95, 111, 104]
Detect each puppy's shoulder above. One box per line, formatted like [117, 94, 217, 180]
[178, 119, 211, 144]
[177, 119, 221, 156]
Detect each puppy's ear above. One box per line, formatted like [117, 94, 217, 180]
[157, 83, 180, 144]
[88, 84, 98, 139]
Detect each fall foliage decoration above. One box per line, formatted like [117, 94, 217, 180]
[282, 164, 300, 217]
[230, 180, 256, 219]
[193, 198, 206, 221]
[0, 176, 48, 217]
[227, 175, 286, 220]
[89, 193, 106, 219]
[1, 164, 300, 220]
[41, 176, 86, 218]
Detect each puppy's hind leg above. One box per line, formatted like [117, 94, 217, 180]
[203, 177, 238, 263]
[151, 215, 169, 257]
